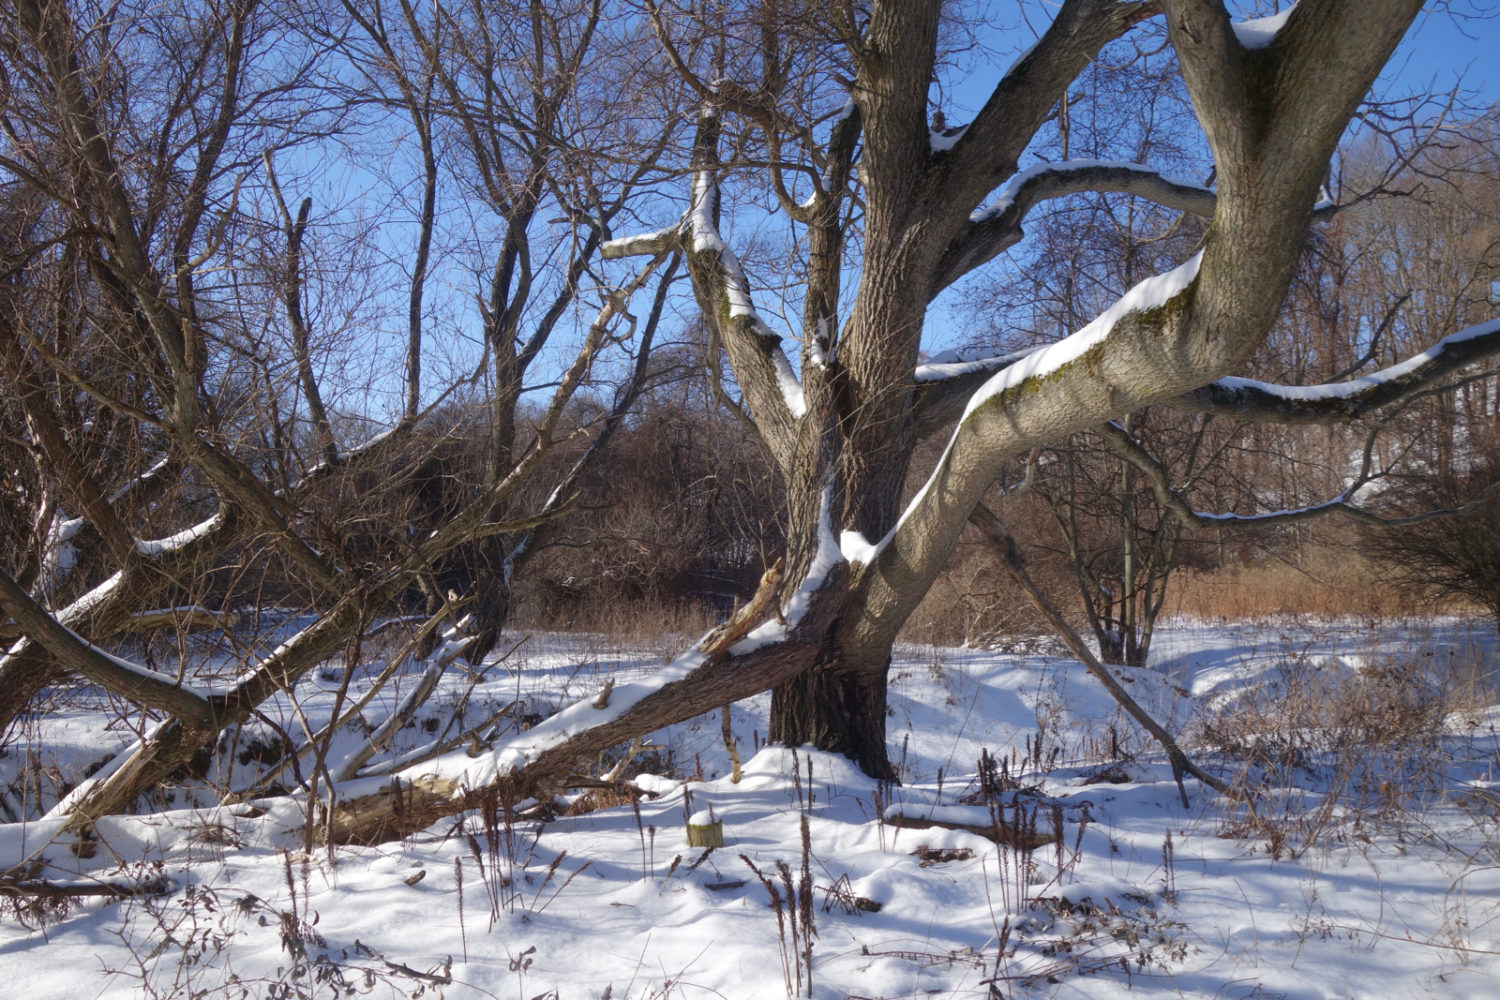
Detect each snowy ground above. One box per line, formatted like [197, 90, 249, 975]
[3, 619, 1499, 999]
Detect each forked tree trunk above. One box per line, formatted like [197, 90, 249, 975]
[611, 0, 1433, 788]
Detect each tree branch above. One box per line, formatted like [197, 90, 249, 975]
[910, 348, 1037, 439]
[967, 503, 1232, 803]
[934, 161, 1215, 294]
[1180, 316, 1500, 423]
[0, 568, 216, 728]
[935, 1, 1156, 237]
[1095, 419, 1500, 530]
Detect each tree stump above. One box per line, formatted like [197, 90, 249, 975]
[686, 809, 723, 848]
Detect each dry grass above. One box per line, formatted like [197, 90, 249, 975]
[511, 595, 720, 652]
[901, 559, 1063, 651]
[1162, 549, 1452, 622]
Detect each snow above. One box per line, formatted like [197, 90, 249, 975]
[681, 169, 807, 420]
[55, 570, 125, 621]
[840, 529, 880, 567]
[929, 123, 970, 153]
[42, 718, 174, 820]
[771, 351, 809, 418]
[601, 226, 678, 258]
[733, 487, 843, 654]
[6, 619, 1500, 999]
[688, 170, 724, 255]
[1194, 495, 1349, 522]
[915, 346, 1035, 383]
[455, 646, 712, 789]
[1214, 315, 1500, 402]
[133, 509, 225, 556]
[1232, 2, 1298, 49]
[962, 250, 1204, 421]
[107, 454, 171, 503]
[38, 515, 85, 589]
[298, 424, 400, 482]
[808, 315, 833, 369]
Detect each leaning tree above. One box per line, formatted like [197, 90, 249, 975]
[6, 0, 1500, 845]
[343, 0, 1500, 840]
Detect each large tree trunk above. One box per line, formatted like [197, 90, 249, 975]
[465, 537, 513, 663]
[769, 650, 893, 780]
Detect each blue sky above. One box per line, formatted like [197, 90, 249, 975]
[349, 2, 1500, 414]
[918, 1, 1500, 359]
[1386, 2, 1500, 97]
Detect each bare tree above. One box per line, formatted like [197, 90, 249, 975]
[0, 0, 676, 829]
[599, 0, 1500, 778]
[328, 0, 687, 659]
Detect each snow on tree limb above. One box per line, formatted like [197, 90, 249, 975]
[1231, 1, 1299, 50]
[132, 510, 227, 557]
[601, 226, 682, 259]
[970, 160, 1214, 226]
[215, 550, 835, 845]
[911, 348, 1041, 439]
[605, 111, 807, 471]
[934, 157, 1354, 297]
[1183, 316, 1500, 423]
[0, 568, 216, 727]
[961, 251, 1205, 419]
[914, 347, 1037, 384]
[930, 0, 1155, 239]
[935, 161, 1212, 293]
[684, 169, 807, 418]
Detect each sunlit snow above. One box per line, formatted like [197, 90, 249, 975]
[5, 619, 1497, 999]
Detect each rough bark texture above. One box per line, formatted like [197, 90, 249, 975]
[768, 651, 893, 781]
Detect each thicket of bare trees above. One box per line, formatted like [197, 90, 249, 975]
[2, 0, 1498, 846]
[0, 0, 686, 834]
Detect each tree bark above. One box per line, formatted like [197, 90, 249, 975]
[769, 650, 893, 781]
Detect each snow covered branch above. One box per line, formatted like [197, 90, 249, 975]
[845, 252, 1211, 648]
[932, 0, 1156, 239]
[935, 160, 1215, 294]
[605, 110, 807, 472]
[0, 568, 216, 727]
[1182, 316, 1500, 423]
[911, 347, 1038, 439]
